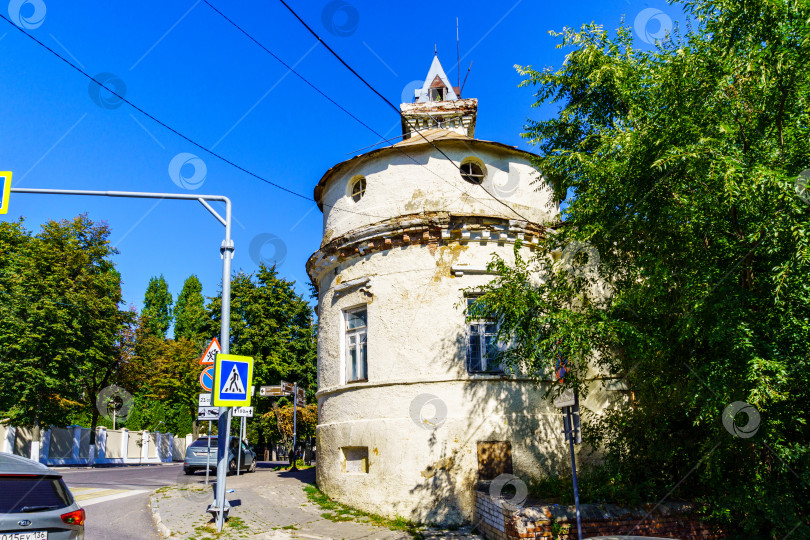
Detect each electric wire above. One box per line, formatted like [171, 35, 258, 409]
[2, 10, 531, 224]
[202, 0, 509, 218]
[0, 13, 387, 219]
[275, 0, 532, 222]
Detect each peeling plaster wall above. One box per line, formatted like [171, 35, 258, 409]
[311, 143, 584, 525]
[316, 241, 575, 525]
[319, 144, 555, 241]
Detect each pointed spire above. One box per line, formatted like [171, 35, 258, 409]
[414, 56, 458, 103]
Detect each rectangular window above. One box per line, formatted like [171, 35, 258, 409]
[0, 476, 73, 513]
[345, 307, 368, 382]
[466, 298, 502, 374]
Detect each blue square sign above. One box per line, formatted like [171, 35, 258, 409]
[212, 354, 253, 406]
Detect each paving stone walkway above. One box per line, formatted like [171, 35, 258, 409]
[154, 466, 481, 539]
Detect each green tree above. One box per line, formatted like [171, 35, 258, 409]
[118, 314, 201, 436]
[260, 402, 317, 466]
[142, 275, 173, 338]
[0, 216, 129, 430]
[207, 264, 317, 446]
[174, 274, 207, 345]
[475, 1, 810, 537]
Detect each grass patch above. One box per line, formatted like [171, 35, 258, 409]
[272, 459, 315, 471]
[191, 515, 251, 538]
[304, 483, 421, 536]
[227, 517, 248, 531]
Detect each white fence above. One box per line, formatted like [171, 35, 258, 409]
[1, 425, 186, 466]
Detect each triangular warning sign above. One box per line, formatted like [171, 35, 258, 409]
[222, 364, 246, 395]
[200, 338, 221, 365]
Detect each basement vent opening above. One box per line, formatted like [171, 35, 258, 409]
[341, 446, 369, 473]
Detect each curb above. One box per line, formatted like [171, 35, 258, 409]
[150, 492, 172, 538]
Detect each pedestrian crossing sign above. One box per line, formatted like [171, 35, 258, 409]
[212, 354, 254, 406]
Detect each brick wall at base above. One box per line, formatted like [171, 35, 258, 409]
[474, 491, 722, 539]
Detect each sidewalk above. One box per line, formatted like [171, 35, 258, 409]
[152, 466, 481, 539]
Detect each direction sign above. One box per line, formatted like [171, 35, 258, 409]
[280, 381, 293, 394]
[199, 365, 214, 392]
[259, 385, 285, 396]
[0, 172, 10, 215]
[200, 338, 221, 365]
[197, 407, 219, 421]
[554, 388, 576, 408]
[295, 386, 306, 407]
[213, 354, 254, 407]
[233, 406, 253, 418]
[199, 393, 211, 406]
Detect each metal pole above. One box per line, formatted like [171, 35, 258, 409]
[567, 406, 583, 540]
[292, 384, 298, 470]
[8, 187, 234, 530]
[215, 199, 234, 532]
[205, 421, 211, 486]
[236, 415, 243, 477]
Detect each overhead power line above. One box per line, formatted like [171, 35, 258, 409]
[202, 0, 512, 220]
[275, 0, 532, 222]
[0, 13, 386, 219]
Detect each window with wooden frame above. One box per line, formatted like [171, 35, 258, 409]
[345, 307, 368, 382]
[466, 297, 502, 374]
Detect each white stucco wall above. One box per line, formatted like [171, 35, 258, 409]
[316, 239, 578, 524]
[317, 141, 556, 243]
[310, 141, 596, 525]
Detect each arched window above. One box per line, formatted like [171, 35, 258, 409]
[460, 158, 486, 185]
[350, 176, 366, 202]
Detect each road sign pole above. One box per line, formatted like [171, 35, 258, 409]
[292, 384, 298, 470]
[214, 201, 234, 532]
[205, 420, 211, 486]
[564, 402, 583, 540]
[236, 415, 243, 477]
[6, 187, 235, 531]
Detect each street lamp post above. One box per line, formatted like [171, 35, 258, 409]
[9, 188, 234, 531]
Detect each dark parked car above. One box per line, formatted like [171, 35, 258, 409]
[0, 453, 85, 539]
[183, 436, 256, 475]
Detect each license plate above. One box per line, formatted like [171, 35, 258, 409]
[0, 532, 48, 540]
[194, 451, 209, 456]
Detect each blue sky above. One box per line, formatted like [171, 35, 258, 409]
[0, 0, 685, 319]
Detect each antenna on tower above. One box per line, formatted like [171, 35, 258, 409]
[461, 61, 473, 95]
[456, 18, 461, 92]
[434, 44, 437, 55]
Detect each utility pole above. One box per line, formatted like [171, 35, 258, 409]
[214, 213, 234, 532]
[9, 187, 234, 531]
[292, 383, 298, 471]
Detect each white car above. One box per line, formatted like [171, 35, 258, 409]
[0, 453, 84, 539]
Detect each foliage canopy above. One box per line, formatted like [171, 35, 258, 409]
[474, 0, 810, 536]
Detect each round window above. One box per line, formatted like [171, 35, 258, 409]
[350, 176, 366, 202]
[460, 159, 486, 184]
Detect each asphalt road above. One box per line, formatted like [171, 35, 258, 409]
[59, 463, 184, 539]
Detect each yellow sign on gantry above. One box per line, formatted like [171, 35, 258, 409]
[0, 172, 11, 215]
